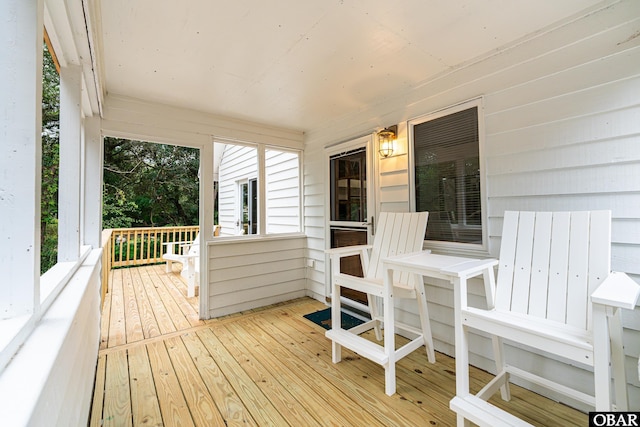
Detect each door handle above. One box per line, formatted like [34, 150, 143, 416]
[366, 216, 375, 235]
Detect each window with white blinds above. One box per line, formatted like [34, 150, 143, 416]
[410, 102, 483, 245]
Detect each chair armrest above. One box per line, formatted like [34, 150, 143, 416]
[440, 259, 498, 278]
[325, 245, 372, 258]
[591, 271, 640, 310]
[162, 241, 191, 247]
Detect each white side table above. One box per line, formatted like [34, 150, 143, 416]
[382, 251, 498, 396]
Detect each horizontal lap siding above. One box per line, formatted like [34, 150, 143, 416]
[303, 1, 640, 411]
[303, 143, 328, 301]
[208, 236, 306, 317]
[266, 150, 301, 233]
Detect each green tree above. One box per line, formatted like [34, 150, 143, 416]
[41, 43, 60, 272]
[103, 138, 199, 228]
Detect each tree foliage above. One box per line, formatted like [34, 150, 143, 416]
[103, 138, 200, 228]
[41, 43, 60, 272]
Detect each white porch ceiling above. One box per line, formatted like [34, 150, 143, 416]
[99, 0, 605, 133]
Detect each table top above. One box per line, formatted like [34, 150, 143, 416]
[382, 251, 497, 278]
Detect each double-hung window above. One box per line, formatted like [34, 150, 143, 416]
[409, 99, 486, 250]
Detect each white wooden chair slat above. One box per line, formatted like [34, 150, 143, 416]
[511, 211, 535, 314]
[587, 210, 612, 329]
[325, 211, 433, 396]
[451, 210, 639, 426]
[495, 211, 519, 311]
[547, 212, 571, 323]
[386, 213, 405, 283]
[566, 211, 590, 329]
[367, 212, 388, 279]
[528, 212, 552, 318]
[396, 213, 414, 285]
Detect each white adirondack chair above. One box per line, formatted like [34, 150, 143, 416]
[449, 211, 640, 426]
[325, 211, 435, 396]
[162, 233, 200, 297]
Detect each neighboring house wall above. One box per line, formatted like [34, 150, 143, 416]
[217, 145, 301, 236]
[218, 145, 258, 236]
[208, 235, 306, 317]
[266, 149, 301, 234]
[304, 1, 640, 411]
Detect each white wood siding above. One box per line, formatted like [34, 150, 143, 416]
[217, 145, 301, 235]
[303, 142, 328, 301]
[303, 0, 640, 411]
[207, 236, 306, 317]
[217, 145, 258, 236]
[266, 149, 301, 233]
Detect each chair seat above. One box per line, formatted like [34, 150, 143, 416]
[335, 273, 417, 299]
[462, 307, 593, 364]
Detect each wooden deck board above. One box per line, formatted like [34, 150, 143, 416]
[263, 304, 452, 425]
[180, 332, 258, 427]
[151, 264, 202, 327]
[147, 340, 195, 427]
[196, 328, 290, 426]
[89, 354, 107, 427]
[107, 269, 126, 348]
[128, 345, 163, 427]
[103, 350, 132, 426]
[137, 266, 179, 335]
[219, 319, 380, 427]
[123, 268, 144, 343]
[91, 264, 589, 426]
[165, 335, 227, 426]
[99, 270, 113, 350]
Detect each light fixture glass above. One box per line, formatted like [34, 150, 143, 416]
[378, 126, 397, 158]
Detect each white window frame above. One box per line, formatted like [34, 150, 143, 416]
[408, 97, 489, 256]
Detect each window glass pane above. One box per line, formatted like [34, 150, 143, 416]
[266, 149, 300, 233]
[413, 106, 482, 244]
[216, 142, 257, 236]
[329, 148, 367, 222]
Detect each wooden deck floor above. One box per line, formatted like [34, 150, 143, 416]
[90, 264, 587, 426]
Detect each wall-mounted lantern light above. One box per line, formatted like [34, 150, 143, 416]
[377, 125, 397, 158]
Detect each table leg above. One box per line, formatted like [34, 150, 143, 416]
[384, 265, 396, 396]
[453, 276, 470, 398]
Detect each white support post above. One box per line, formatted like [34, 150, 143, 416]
[257, 144, 266, 235]
[83, 116, 103, 248]
[0, 0, 44, 317]
[57, 64, 82, 262]
[198, 141, 214, 317]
